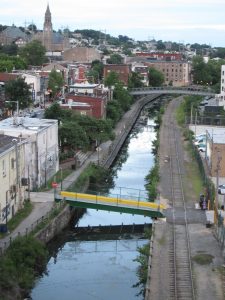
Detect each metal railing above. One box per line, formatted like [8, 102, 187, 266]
[0, 201, 64, 256]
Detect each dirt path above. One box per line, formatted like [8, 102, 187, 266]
[147, 97, 225, 300]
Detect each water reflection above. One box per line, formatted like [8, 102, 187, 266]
[31, 103, 161, 300]
[31, 238, 148, 300]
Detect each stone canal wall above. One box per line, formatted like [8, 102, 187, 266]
[102, 94, 160, 169]
[35, 206, 84, 244]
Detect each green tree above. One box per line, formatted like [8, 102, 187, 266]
[27, 24, 37, 33]
[106, 53, 123, 64]
[48, 69, 64, 99]
[0, 44, 18, 56]
[104, 71, 119, 87]
[91, 60, 104, 80]
[59, 121, 89, 152]
[19, 40, 46, 65]
[148, 67, 164, 86]
[191, 56, 209, 84]
[86, 69, 99, 83]
[191, 56, 225, 91]
[128, 71, 144, 89]
[113, 82, 133, 111]
[0, 54, 26, 72]
[44, 102, 72, 122]
[212, 48, 225, 59]
[5, 77, 32, 111]
[156, 40, 166, 50]
[106, 100, 122, 125]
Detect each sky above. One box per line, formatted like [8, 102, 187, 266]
[1, 0, 225, 47]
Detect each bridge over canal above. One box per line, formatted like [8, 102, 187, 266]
[130, 86, 215, 97]
[55, 191, 165, 218]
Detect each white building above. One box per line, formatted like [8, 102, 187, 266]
[216, 65, 225, 108]
[69, 83, 101, 95]
[0, 135, 26, 228]
[0, 117, 59, 190]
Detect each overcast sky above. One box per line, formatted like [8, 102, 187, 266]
[1, 0, 224, 47]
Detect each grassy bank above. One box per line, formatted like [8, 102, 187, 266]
[145, 106, 165, 201]
[175, 95, 214, 203]
[0, 236, 48, 299]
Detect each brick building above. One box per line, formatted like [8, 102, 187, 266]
[146, 60, 191, 86]
[103, 64, 131, 86]
[135, 52, 182, 61]
[65, 94, 106, 119]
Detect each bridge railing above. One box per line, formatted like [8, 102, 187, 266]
[130, 86, 214, 93]
[59, 191, 165, 212]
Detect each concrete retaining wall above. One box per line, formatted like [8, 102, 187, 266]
[35, 206, 84, 244]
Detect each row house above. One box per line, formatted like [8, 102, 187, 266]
[146, 60, 191, 86]
[0, 117, 59, 190]
[64, 94, 107, 119]
[127, 56, 191, 87]
[103, 64, 131, 86]
[135, 52, 182, 61]
[0, 135, 26, 230]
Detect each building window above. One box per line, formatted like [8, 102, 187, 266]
[11, 158, 15, 169]
[2, 160, 6, 177]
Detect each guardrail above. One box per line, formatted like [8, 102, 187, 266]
[130, 87, 215, 97]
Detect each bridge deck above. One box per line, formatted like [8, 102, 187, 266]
[57, 191, 165, 218]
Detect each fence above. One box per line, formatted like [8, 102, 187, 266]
[188, 135, 215, 208]
[216, 214, 225, 257]
[0, 201, 64, 256]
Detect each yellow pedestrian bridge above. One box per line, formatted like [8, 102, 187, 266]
[56, 191, 165, 218]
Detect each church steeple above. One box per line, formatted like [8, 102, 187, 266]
[43, 3, 53, 51]
[44, 3, 52, 32]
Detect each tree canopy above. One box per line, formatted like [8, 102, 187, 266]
[48, 69, 64, 99]
[128, 72, 144, 89]
[148, 67, 164, 86]
[0, 54, 27, 72]
[104, 71, 120, 87]
[191, 55, 225, 92]
[106, 54, 123, 64]
[4, 77, 32, 111]
[19, 40, 46, 66]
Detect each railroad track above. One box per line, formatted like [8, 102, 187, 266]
[167, 102, 195, 300]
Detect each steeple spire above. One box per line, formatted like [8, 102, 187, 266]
[44, 3, 52, 31]
[43, 3, 53, 51]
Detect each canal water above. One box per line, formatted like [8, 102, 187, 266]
[31, 102, 160, 300]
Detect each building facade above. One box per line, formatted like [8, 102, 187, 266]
[145, 60, 191, 87]
[103, 64, 131, 86]
[0, 117, 59, 189]
[0, 135, 26, 228]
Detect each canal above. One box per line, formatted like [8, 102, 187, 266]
[31, 101, 161, 300]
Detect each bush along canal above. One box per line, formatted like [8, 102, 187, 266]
[30, 99, 166, 300]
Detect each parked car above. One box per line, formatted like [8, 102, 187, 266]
[197, 143, 206, 152]
[195, 134, 206, 141]
[194, 138, 206, 146]
[218, 184, 225, 195]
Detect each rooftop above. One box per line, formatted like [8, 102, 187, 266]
[189, 125, 225, 144]
[0, 134, 25, 156]
[0, 117, 57, 134]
